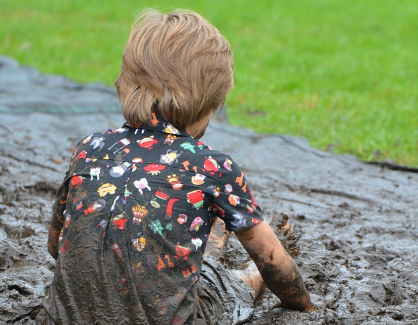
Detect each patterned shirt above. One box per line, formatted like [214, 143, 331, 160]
[44, 115, 263, 324]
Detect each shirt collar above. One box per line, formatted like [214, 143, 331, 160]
[123, 113, 192, 138]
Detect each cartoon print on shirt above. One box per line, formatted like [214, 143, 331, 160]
[97, 183, 117, 197]
[165, 198, 179, 219]
[230, 212, 247, 230]
[132, 262, 147, 274]
[191, 173, 205, 185]
[90, 136, 106, 150]
[77, 150, 87, 160]
[223, 158, 233, 171]
[163, 123, 180, 135]
[242, 181, 248, 193]
[180, 142, 196, 153]
[155, 190, 169, 202]
[202, 156, 221, 176]
[182, 266, 198, 283]
[208, 203, 225, 218]
[190, 217, 203, 231]
[110, 243, 123, 260]
[109, 138, 131, 154]
[132, 157, 143, 164]
[160, 150, 182, 165]
[196, 140, 204, 150]
[112, 213, 128, 230]
[114, 149, 131, 164]
[207, 185, 220, 198]
[94, 219, 108, 233]
[71, 175, 83, 188]
[75, 201, 83, 211]
[187, 190, 204, 209]
[82, 134, 93, 144]
[144, 164, 167, 175]
[224, 183, 233, 194]
[150, 198, 160, 208]
[64, 214, 71, 228]
[112, 127, 129, 134]
[90, 167, 101, 180]
[59, 239, 70, 255]
[84, 199, 106, 215]
[137, 136, 158, 150]
[252, 217, 261, 225]
[133, 237, 146, 252]
[164, 134, 178, 146]
[132, 205, 149, 224]
[181, 160, 190, 171]
[110, 162, 131, 178]
[191, 238, 202, 251]
[156, 254, 174, 271]
[235, 171, 244, 186]
[166, 174, 183, 190]
[124, 187, 133, 199]
[174, 243, 191, 260]
[85, 157, 98, 163]
[134, 178, 151, 195]
[177, 214, 187, 224]
[228, 194, 240, 206]
[149, 220, 164, 236]
[151, 112, 159, 126]
[249, 188, 258, 209]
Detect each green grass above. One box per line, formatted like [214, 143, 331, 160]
[1, 0, 417, 166]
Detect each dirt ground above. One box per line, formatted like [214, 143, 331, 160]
[1, 57, 417, 324]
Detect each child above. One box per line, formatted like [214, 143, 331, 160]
[42, 9, 315, 324]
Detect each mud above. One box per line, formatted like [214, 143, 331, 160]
[1, 57, 417, 324]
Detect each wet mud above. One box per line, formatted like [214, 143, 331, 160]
[1, 57, 417, 324]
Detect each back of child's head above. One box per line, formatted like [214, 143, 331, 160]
[115, 9, 234, 129]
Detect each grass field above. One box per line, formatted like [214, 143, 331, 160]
[1, 0, 417, 166]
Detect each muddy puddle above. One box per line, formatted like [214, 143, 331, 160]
[1, 57, 417, 324]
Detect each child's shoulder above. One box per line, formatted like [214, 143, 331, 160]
[173, 137, 240, 179]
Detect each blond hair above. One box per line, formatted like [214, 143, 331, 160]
[115, 9, 234, 129]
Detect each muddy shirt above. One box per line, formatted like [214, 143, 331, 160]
[43, 115, 263, 324]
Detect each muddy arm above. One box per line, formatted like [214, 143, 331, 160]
[48, 204, 66, 260]
[47, 178, 70, 260]
[48, 223, 61, 260]
[235, 220, 315, 312]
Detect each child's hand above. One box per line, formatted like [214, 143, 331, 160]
[270, 212, 300, 258]
[302, 303, 317, 312]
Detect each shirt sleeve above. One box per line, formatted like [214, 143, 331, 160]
[209, 154, 263, 232]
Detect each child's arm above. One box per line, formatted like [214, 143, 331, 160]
[47, 177, 70, 260]
[48, 223, 61, 260]
[235, 220, 315, 312]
